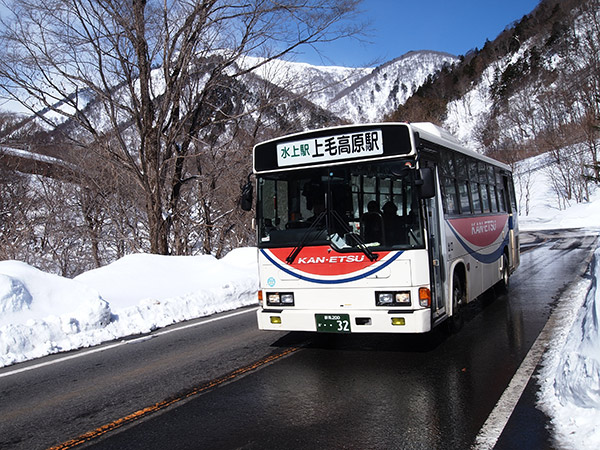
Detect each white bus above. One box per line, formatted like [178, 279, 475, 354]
[244, 122, 519, 333]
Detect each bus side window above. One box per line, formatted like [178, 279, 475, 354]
[458, 180, 471, 214]
[509, 175, 517, 213]
[470, 182, 482, 213]
[497, 186, 507, 212]
[490, 184, 498, 212]
[481, 184, 491, 213]
[443, 176, 459, 214]
[455, 154, 470, 214]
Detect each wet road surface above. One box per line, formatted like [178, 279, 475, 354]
[77, 229, 597, 450]
[0, 308, 286, 450]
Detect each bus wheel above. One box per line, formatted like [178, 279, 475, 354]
[448, 272, 464, 333]
[498, 254, 510, 294]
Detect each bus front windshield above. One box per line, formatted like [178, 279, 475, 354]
[257, 161, 424, 253]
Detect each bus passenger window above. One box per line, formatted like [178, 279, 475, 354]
[458, 181, 471, 214]
[497, 186, 507, 212]
[471, 182, 482, 213]
[481, 185, 490, 213]
[443, 177, 459, 214]
[490, 185, 498, 212]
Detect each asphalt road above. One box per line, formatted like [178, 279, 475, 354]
[0, 308, 290, 450]
[0, 229, 597, 450]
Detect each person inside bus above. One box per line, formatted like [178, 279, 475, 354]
[382, 201, 405, 246]
[361, 200, 383, 244]
[404, 204, 422, 246]
[307, 194, 326, 225]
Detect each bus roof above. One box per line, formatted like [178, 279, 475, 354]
[253, 122, 511, 173]
[410, 122, 511, 171]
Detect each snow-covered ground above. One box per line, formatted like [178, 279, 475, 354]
[516, 156, 600, 450]
[0, 248, 258, 367]
[1, 153, 600, 448]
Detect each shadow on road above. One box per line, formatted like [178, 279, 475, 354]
[268, 286, 510, 354]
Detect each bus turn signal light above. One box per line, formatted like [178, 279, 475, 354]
[419, 288, 431, 307]
[270, 316, 282, 324]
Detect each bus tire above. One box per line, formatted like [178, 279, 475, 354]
[448, 272, 464, 333]
[498, 253, 510, 294]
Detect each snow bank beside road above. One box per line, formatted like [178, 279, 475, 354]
[539, 246, 600, 450]
[0, 261, 111, 366]
[0, 248, 258, 368]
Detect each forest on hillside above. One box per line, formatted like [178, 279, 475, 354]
[1, 0, 600, 276]
[390, 0, 600, 210]
[0, 0, 359, 276]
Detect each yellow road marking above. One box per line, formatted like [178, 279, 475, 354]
[49, 346, 300, 449]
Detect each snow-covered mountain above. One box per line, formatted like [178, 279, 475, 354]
[327, 51, 458, 123]
[239, 50, 458, 124]
[416, 0, 600, 159]
[1, 49, 458, 171]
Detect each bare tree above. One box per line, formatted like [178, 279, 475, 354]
[515, 162, 533, 216]
[0, 0, 363, 255]
[567, 0, 600, 182]
[0, 164, 36, 263]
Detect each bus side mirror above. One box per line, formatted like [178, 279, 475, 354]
[417, 168, 435, 199]
[240, 176, 253, 211]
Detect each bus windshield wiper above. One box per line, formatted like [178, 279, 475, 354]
[329, 210, 378, 262]
[285, 210, 327, 264]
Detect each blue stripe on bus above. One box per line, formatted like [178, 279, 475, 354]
[447, 225, 510, 264]
[259, 249, 404, 285]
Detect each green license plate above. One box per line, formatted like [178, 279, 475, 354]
[315, 314, 352, 333]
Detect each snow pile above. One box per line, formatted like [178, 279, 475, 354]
[0, 248, 258, 367]
[0, 261, 111, 365]
[538, 247, 600, 450]
[555, 252, 600, 408]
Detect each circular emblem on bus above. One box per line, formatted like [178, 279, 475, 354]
[267, 277, 276, 287]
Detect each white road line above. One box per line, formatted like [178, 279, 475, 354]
[473, 248, 596, 449]
[473, 323, 551, 449]
[0, 307, 258, 379]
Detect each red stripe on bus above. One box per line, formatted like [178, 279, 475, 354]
[447, 214, 508, 248]
[266, 246, 390, 276]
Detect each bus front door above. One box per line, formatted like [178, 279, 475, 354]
[424, 179, 446, 322]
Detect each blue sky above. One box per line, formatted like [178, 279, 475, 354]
[297, 0, 541, 67]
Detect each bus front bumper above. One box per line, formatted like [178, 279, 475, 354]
[256, 308, 432, 333]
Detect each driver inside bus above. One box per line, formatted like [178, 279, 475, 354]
[361, 200, 383, 244]
[382, 201, 404, 245]
[307, 194, 326, 224]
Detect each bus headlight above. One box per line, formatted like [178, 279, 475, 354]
[266, 292, 295, 306]
[376, 291, 411, 306]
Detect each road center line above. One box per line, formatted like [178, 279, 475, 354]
[0, 307, 258, 379]
[49, 345, 300, 450]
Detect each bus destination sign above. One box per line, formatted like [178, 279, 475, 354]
[276, 129, 384, 167]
